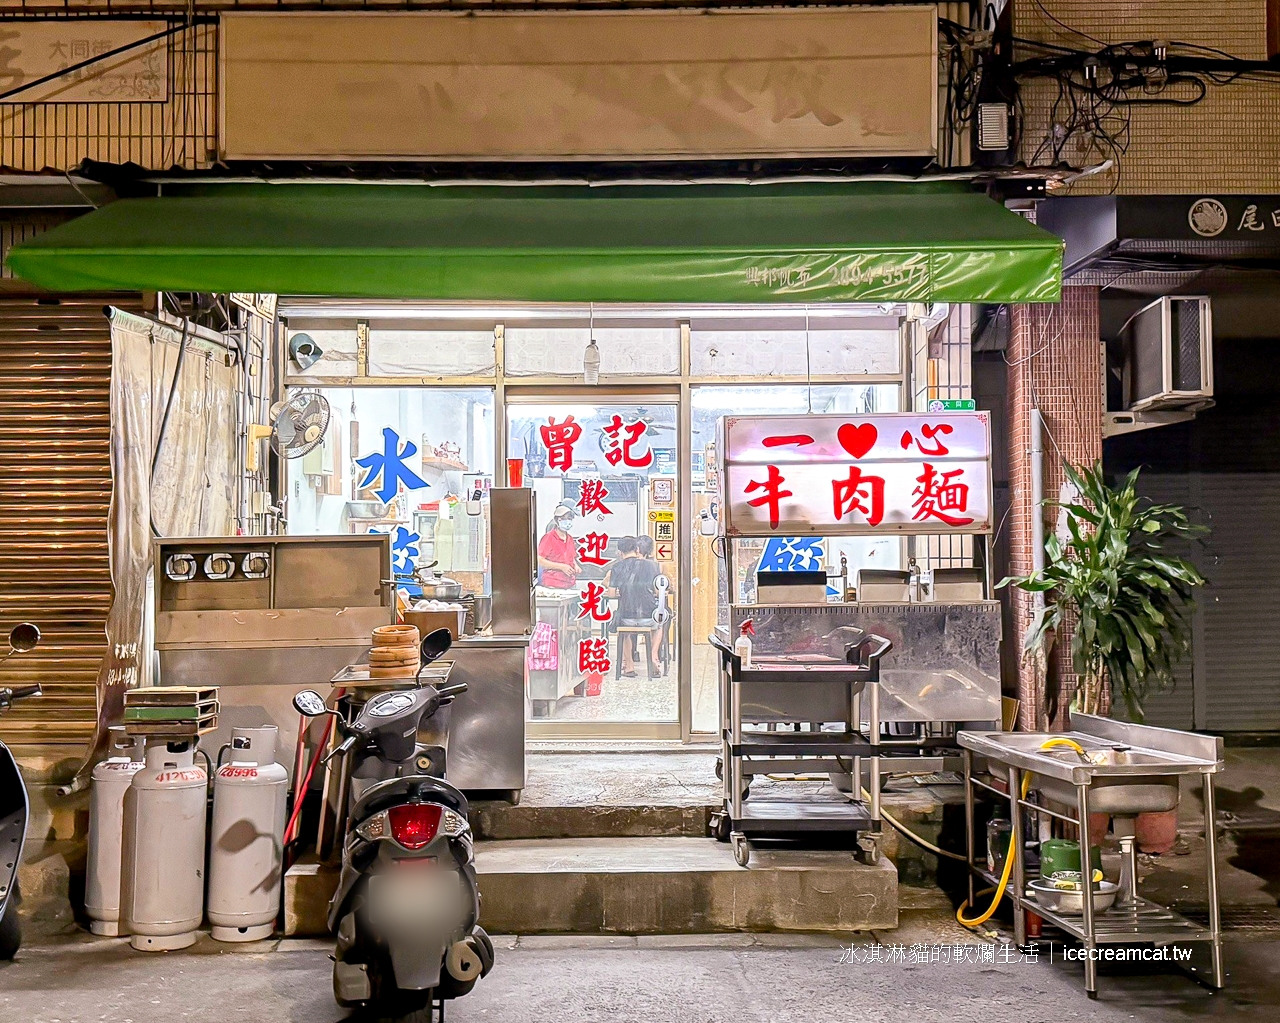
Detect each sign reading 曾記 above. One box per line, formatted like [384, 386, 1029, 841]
[0, 21, 169, 104]
[718, 412, 992, 537]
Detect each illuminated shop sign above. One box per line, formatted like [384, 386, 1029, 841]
[719, 413, 993, 536]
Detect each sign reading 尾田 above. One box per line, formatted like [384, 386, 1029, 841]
[719, 413, 992, 537]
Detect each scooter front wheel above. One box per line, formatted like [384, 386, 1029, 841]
[0, 905, 21, 960]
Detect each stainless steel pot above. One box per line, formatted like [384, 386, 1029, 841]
[415, 562, 464, 600]
[1027, 877, 1119, 915]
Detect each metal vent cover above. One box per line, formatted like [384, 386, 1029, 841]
[1170, 297, 1205, 391]
[976, 103, 1010, 151]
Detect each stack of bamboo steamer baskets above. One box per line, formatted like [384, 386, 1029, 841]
[369, 624, 421, 678]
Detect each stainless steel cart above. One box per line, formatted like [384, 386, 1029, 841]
[958, 713, 1225, 997]
[711, 628, 890, 866]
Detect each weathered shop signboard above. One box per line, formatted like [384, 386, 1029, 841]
[0, 20, 168, 103]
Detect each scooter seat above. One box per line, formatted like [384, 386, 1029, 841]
[351, 775, 469, 824]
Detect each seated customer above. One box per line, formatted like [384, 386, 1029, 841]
[618, 535, 663, 679]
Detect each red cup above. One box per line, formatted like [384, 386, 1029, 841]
[1025, 910, 1043, 940]
[506, 458, 524, 488]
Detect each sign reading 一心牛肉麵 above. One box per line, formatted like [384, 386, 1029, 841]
[718, 413, 992, 537]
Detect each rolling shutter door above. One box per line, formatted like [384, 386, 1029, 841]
[0, 295, 141, 745]
[1197, 473, 1280, 732]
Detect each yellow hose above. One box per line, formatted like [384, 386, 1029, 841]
[955, 737, 1088, 928]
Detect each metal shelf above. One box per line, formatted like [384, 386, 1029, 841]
[970, 866, 1215, 946]
[730, 730, 874, 758]
[732, 800, 874, 835]
[1029, 896, 1215, 946]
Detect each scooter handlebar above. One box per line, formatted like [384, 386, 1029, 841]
[8, 684, 41, 700]
[321, 734, 357, 765]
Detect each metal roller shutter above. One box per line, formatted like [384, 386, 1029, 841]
[1197, 473, 1280, 733]
[1130, 472, 1196, 730]
[0, 294, 141, 745]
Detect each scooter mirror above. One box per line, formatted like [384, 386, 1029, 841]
[8, 623, 39, 653]
[419, 628, 453, 665]
[293, 690, 328, 717]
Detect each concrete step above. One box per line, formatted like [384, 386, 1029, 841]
[283, 836, 897, 937]
[475, 837, 897, 934]
[24, 783, 90, 845]
[469, 800, 712, 840]
[16, 837, 83, 902]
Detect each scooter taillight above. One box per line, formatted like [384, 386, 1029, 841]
[388, 803, 443, 850]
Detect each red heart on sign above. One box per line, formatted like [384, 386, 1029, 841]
[837, 423, 878, 459]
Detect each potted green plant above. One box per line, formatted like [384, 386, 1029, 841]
[1001, 461, 1207, 852]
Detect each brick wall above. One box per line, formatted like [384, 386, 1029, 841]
[1015, 0, 1280, 194]
[1005, 286, 1104, 729]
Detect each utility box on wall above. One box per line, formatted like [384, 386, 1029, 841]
[220, 7, 939, 162]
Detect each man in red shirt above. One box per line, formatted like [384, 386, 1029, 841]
[537, 504, 580, 589]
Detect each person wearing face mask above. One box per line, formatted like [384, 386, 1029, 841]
[537, 503, 580, 590]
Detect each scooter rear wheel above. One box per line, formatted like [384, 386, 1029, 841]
[367, 954, 436, 1023]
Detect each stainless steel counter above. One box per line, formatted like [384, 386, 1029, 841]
[419, 633, 529, 799]
[957, 716, 1222, 783]
[730, 600, 1001, 723]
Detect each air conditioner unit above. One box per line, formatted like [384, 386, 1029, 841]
[1121, 296, 1213, 412]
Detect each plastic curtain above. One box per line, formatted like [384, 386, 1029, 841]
[69, 309, 237, 787]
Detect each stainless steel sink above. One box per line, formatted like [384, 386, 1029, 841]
[958, 727, 1211, 817]
[1033, 757, 1181, 816]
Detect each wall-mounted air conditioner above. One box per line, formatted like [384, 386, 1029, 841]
[1121, 296, 1214, 412]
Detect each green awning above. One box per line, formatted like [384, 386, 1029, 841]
[6, 183, 1062, 304]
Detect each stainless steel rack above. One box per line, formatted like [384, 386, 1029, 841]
[958, 713, 1225, 997]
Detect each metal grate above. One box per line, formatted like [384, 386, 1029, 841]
[0, 18, 217, 173]
[910, 304, 974, 572]
[1178, 904, 1280, 933]
[1170, 298, 1204, 393]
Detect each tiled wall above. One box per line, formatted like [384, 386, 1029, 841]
[1005, 286, 1105, 728]
[1014, 0, 1280, 193]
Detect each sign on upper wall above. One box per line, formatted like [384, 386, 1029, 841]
[0, 20, 168, 104]
[718, 413, 992, 537]
[220, 8, 938, 162]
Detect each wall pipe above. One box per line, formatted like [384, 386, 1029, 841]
[1030, 408, 1045, 592]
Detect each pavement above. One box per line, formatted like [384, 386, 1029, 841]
[9, 745, 1280, 1020]
[0, 916, 1276, 1023]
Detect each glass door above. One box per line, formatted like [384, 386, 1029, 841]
[688, 383, 902, 733]
[506, 393, 680, 736]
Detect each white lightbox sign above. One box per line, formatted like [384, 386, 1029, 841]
[719, 412, 993, 537]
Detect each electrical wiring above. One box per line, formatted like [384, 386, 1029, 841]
[939, 18, 1280, 182]
[1031, 0, 1108, 49]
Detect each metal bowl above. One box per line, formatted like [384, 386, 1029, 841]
[1028, 877, 1119, 916]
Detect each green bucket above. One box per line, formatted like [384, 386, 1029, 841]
[1040, 838, 1102, 879]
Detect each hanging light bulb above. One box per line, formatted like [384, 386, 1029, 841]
[583, 338, 601, 385]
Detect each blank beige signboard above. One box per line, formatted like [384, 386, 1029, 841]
[220, 8, 938, 162]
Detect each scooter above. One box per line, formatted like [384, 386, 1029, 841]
[0, 623, 43, 960]
[293, 628, 493, 1023]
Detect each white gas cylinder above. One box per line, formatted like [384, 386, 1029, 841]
[207, 725, 288, 942]
[121, 740, 208, 951]
[85, 731, 145, 936]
